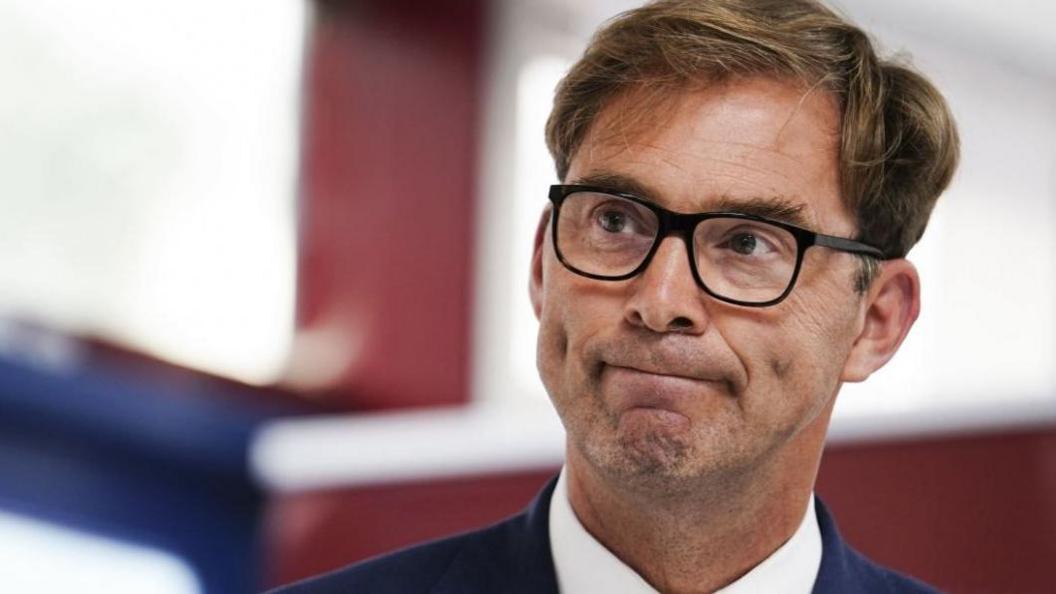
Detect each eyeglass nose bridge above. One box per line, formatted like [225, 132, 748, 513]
[635, 209, 711, 291]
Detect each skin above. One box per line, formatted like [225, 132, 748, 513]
[529, 77, 920, 593]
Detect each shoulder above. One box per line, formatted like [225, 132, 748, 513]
[266, 478, 559, 594]
[813, 499, 945, 594]
[265, 524, 496, 594]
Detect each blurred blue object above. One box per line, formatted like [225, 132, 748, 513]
[0, 340, 304, 594]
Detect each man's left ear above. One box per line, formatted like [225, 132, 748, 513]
[841, 259, 921, 382]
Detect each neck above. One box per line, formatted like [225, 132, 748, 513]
[565, 418, 827, 593]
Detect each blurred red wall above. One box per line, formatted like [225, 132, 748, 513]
[295, 0, 484, 410]
[816, 426, 1056, 594]
[264, 426, 1056, 594]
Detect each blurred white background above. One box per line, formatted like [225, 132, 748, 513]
[0, 510, 201, 594]
[0, 0, 307, 386]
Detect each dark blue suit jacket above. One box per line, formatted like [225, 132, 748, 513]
[269, 478, 940, 593]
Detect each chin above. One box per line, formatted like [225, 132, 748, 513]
[619, 431, 690, 473]
[579, 418, 760, 496]
[580, 425, 699, 491]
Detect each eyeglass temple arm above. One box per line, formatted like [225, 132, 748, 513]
[813, 233, 887, 259]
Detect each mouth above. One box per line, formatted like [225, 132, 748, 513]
[601, 363, 726, 414]
[606, 364, 710, 383]
[601, 357, 724, 385]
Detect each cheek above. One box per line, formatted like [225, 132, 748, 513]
[779, 261, 862, 349]
[776, 303, 859, 398]
[535, 258, 591, 391]
[728, 292, 859, 414]
[536, 259, 624, 400]
[536, 308, 569, 385]
[769, 356, 793, 380]
[538, 256, 572, 335]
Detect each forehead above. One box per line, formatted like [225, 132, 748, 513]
[568, 77, 850, 233]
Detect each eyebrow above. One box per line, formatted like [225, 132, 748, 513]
[570, 171, 659, 202]
[569, 170, 814, 229]
[711, 196, 812, 229]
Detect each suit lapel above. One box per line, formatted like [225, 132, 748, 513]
[812, 498, 873, 594]
[510, 476, 562, 594]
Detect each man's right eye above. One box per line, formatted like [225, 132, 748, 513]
[597, 210, 629, 233]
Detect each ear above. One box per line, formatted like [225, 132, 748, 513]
[528, 206, 552, 320]
[841, 259, 921, 382]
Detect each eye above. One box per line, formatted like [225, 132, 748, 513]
[597, 209, 629, 233]
[730, 232, 763, 255]
[591, 200, 649, 235]
[717, 227, 781, 257]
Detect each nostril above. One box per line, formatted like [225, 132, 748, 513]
[669, 316, 693, 331]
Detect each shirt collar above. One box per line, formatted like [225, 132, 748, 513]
[548, 467, 822, 594]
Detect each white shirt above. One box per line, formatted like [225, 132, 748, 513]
[549, 468, 822, 594]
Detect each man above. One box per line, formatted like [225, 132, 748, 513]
[272, 0, 958, 592]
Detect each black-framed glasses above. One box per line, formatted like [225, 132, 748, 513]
[548, 185, 886, 307]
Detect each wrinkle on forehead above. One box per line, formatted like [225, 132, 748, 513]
[573, 76, 850, 234]
[585, 78, 839, 160]
[582, 75, 836, 152]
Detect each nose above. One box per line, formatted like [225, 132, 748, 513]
[624, 235, 710, 334]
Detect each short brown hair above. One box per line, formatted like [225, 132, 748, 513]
[546, 0, 959, 274]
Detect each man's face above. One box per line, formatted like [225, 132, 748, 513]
[531, 77, 869, 492]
